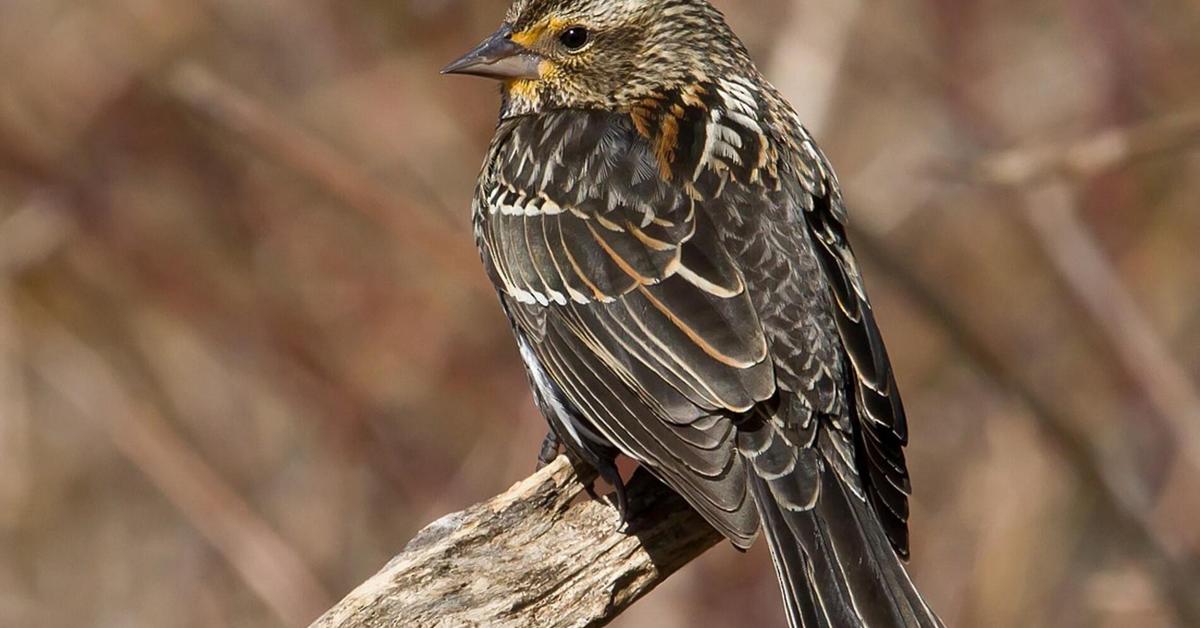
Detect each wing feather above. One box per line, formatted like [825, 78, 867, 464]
[478, 108, 918, 562]
[806, 182, 913, 555]
[482, 111, 770, 542]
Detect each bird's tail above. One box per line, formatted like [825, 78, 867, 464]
[740, 429, 942, 628]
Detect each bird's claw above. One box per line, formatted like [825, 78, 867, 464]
[538, 429, 631, 530]
[593, 457, 632, 532]
[535, 430, 562, 470]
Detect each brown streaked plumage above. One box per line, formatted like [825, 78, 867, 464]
[445, 1, 943, 626]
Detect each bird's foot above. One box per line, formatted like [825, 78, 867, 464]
[544, 433, 633, 531]
[535, 430, 562, 470]
[591, 456, 631, 532]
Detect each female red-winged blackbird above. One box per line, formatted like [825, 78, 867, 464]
[444, 1, 942, 626]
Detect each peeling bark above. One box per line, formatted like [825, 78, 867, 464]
[310, 456, 722, 628]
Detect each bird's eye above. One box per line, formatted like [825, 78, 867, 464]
[559, 26, 589, 51]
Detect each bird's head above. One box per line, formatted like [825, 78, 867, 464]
[442, 0, 753, 117]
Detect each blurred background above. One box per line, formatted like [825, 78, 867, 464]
[2, 0, 1199, 626]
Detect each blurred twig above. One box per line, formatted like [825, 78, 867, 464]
[309, 456, 721, 628]
[162, 62, 482, 286]
[973, 107, 1200, 187]
[0, 274, 30, 530]
[1017, 182, 1200, 468]
[923, 5, 1200, 612]
[765, 0, 865, 131]
[970, 109, 1200, 485]
[0, 194, 76, 274]
[0, 194, 76, 528]
[31, 321, 333, 628]
[849, 225, 1200, 627]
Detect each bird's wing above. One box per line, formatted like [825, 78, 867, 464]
[800, 154, 913, 556]
[477, 109, 775, 544]
[661, 78, 932, 626]
[478, 103, 913, 557]
[639, 72, 916, 557]
[721, 95, 914, 554]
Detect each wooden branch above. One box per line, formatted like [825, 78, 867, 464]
[310, 456, 722, 628]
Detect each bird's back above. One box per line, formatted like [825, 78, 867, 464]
[457, 1, 939, 624]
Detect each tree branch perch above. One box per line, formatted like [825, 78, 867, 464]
[310, 456, 722, 628]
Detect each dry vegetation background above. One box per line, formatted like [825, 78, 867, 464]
[2, 0, 1199, 627]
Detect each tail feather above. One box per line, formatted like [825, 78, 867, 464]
[752, 476, 835, 628]
[742, 433, 942, 628]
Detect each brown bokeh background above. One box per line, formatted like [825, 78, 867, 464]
[2, 1, 1199, 626]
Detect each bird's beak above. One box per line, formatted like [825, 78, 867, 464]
[441, 25, 543, 81]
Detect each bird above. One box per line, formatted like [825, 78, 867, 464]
[442, 1, 942, 626]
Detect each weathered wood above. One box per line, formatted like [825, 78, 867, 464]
[310, 456, 722, 628]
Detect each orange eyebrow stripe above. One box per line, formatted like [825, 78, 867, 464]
[511, 17, 569, 47]
[510, 27, 543, 47]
